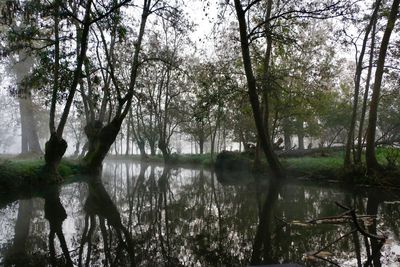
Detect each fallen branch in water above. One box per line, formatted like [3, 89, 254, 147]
[281, 201, 387, 266]
[335, 202, 387, 267]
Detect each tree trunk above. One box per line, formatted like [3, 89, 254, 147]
[19, 99, 29, 154]
[158, 140, 170, 163]
[45, 0, 92, 174]
[298, 132, 305, 150]
[44, 133, 68, 175]
[137, 140, 147, 160]
[15, 53, 42, 155]
[125, 120, 130, 156]
[82, 118, 123, 175]
[238, 128, 247, 152]
[80, 0, 151, 175]
[356, 14, 377, 163]
[79, 142, 88, 158]
[366, 0, 399, 172]
[199, 138, 204, 155]
[149, 140, 156, 156]
[283, 130, 291, 151]
[73, 140, 80, 158]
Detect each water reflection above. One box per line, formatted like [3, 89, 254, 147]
[1, 161, 400, 266]
[44, 185, 72, 266]
[4, 199, 33, 266]
[251, 178, 281, 265]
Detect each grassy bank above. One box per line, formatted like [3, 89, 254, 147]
[0, 159, 80, 192]
[2, 146, 400, 191]
[107, 148, 400, 177]
[214, 147, 400, 186]
[283, 154, 343, 178]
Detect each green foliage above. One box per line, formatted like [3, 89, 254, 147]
[376, 147, 400, 168]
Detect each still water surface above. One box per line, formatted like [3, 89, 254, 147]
[1, 160, 400, 266]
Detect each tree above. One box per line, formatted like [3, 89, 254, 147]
[356, 11, 378, 163]
[233, 0, 284, 178]
[44, 0, 93, 174]
[13, 54, 42, 154]
[80, 0, 154, 174]
[344, 0, 381, 167]
[0, 1, 43, 155]
[365, 0, 399, 172]
[133, 7, 192, 162]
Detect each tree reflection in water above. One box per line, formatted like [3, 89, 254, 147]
[250, 177, 281, 265]
[44, 185, 73, 266]
[3, 199, 33, 266]
[79, 176, 135, 266]
[1, 161, 400, 266]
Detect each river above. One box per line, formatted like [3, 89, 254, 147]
[1, 160, 399, 266]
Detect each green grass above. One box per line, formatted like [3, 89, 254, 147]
[283, 156, 343, 176]
[0, 158, 80, 191]
[169, 153, 214, 167]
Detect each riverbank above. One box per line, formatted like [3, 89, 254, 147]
[0, 158, 81, 208]
[213, 147, 400, 187]
[1, 147, 400, 191]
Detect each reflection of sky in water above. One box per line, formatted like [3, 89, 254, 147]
[1, 160, 400, 266]
[0, 203, 18, 250]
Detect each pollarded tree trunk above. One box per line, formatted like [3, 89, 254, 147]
[158, 139, 170, 163]
[137, 140, 147, 160]
[82, 118, 123, 175]
[366, 0, 399, 172]
[44, 133, 68, 175]
[77, 0, 151, 177]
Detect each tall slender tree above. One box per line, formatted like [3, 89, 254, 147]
[233, 0, 284, 178]
[365, 0, 400, 172]
[344, 0, 381, 168]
